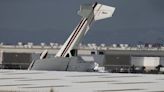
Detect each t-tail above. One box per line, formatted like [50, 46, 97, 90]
[55, 2, 115, 57]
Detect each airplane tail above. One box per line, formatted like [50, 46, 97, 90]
[55, 2, 115, 57]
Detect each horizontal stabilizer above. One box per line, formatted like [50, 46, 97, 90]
[94, 4, 115, 21]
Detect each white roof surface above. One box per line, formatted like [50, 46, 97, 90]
[0, 70, 164, 92]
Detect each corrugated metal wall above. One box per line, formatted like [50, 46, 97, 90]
[0, 50, 3, 64]
[105, 55, 131, 65]
[2, 53, 32, 69]
[160, 57, 164, 66]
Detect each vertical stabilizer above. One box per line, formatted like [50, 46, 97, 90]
[55, 2, 115, 57]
